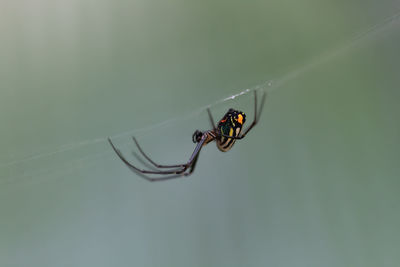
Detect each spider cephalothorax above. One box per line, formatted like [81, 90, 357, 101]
[108, 90, 266, 181]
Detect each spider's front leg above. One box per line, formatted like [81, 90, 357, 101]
[108, 130, 210, 181]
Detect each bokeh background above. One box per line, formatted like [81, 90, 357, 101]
[1, 0, 400, 266]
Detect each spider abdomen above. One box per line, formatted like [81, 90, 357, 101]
[217, 126, 241, 152]
[216, 108, 246, 152]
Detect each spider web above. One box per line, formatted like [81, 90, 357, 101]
[1, 10, 399, 185]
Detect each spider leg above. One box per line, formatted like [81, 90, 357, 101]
[108, 138, 185, 175]
[207, 108, 217, 131]
[108, 133, 208, 181]
[240, 90, 266, 137]
[132, 136, 187, 169]
[141, 154, 200, 181]
[183, 153, 200, 176]
[134, 157, 199, 181]
[131, 151, 160, 171]
[256, 90, 267, 121]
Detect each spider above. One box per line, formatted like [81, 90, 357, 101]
[108, 90, 266, 181]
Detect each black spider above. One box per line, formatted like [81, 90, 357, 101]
[108, 90, 266, 181]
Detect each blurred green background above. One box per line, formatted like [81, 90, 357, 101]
[1, 0, 400, 266]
